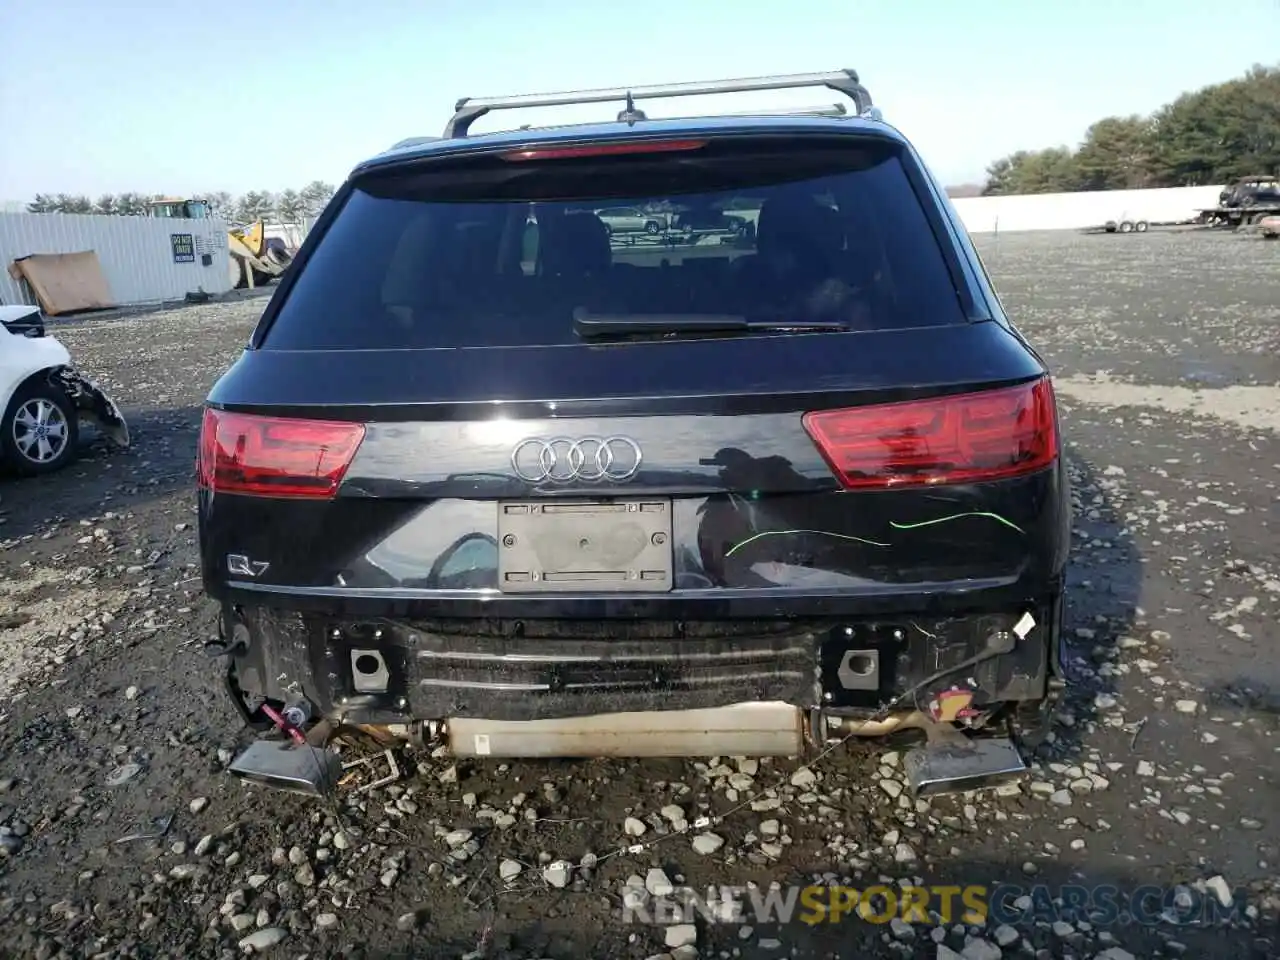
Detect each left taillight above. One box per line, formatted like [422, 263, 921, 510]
[197, 408, 365, 499]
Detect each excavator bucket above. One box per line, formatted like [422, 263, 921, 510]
[227, 220, 292, 290]
[237, 222, 267, 258]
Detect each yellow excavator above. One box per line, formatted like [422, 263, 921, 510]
[146, 198, 293, 290]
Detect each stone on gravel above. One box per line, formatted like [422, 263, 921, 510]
[889, 917, 914, 940]
[645, 868, 674, 896]
[105, 763, 142, 787]
[315, 913, 338, 930]
[500, 859, 522, 882]
[660, 805, 686, 828]
[1206, 874, 1233, 907]
[624, 817, 647, 837]
[790, 767, 817, 789]
[960, 940, 1001, 960]
[692, 832, 724, 855]
[993, 924, 1019, 947]
[1096, 950, 1137, 960]
[229, 913, 255, 932]
[1174, 699, 1198, 714]
[543, 860, 572, 888]
[664, 924, 697, 948]
[239, 927, 287, 952]
[189, 796, 208, 814]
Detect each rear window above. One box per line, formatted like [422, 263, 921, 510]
[261, 135, 967, 350]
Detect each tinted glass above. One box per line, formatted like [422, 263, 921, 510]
[263, 137, 966, 350]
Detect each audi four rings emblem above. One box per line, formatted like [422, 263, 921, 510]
[511, 436, 643, 483]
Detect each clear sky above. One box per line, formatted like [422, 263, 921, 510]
[2, 0, 1277, 201]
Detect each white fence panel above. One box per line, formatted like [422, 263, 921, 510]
[951, 185, 1225, 234]
[0, 212, 233, 309]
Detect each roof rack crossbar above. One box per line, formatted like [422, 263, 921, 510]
[443, 69, 873, 138]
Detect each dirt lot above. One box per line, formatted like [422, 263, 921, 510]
[1, 229, 1278, 960]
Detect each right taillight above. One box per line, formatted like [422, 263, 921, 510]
[197, 408, 365, 499]
[802, 377, 1058, 490]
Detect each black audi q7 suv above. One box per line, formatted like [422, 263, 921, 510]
[198, 70, 1070, 798]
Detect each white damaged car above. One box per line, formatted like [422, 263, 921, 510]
[0, 305, 130, 476]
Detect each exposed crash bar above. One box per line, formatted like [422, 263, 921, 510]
[446, 702, 805, 758]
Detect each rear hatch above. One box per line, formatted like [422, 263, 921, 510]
[199, 129, 1063, 610]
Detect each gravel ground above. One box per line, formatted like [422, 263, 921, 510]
[1, 229, 1278, 960]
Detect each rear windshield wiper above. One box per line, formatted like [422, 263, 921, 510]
[573, 311, 848, 338]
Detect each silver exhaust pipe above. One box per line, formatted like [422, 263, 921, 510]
[227, 740, 344, 798]
[902, 733, 1027, 797]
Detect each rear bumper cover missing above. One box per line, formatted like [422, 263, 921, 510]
[220, 593, 1062, 726]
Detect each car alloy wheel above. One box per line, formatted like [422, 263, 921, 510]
[13, 396, 70, 465]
